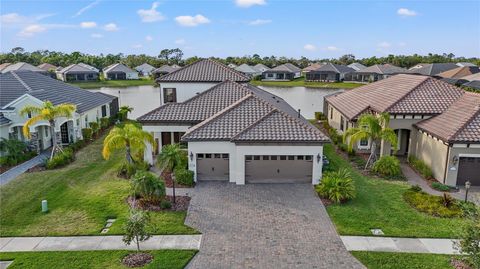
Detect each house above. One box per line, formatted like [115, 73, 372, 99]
[456, 62, 477, 67]
[406, 63, 458, 76]
[235, 64, 261, 77]
[346, 64, 406, 82]
[103, 63, 139, 80]
[461, 72, 480, 82]
[138, 80, 329, 185]
[347, 63, 367, 71]
[0, 63, 11, 72]
[305, 63, 355, 82]
[135, 63, 156, 77]
[56, 63, 99, 82]
[302, 63, 324, 76]
[436, 66, 480, 79]
[1, 62, 48, 75]
[262, 63, 301, 81]
[155, 59, 250, 104]
[37, 63, 57, 72]
[253, 63, 270, 73]
[152, 65, 181, 79]
[463, 80, 480, 90]
[227, 63, 237, 68]
[325, 74, 479, 186]
[0, 71, 118, 152]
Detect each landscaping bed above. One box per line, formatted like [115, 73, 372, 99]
[127, 196, 190, 212]
[403, 188, 464, 218]
[351, 251, 457, 269]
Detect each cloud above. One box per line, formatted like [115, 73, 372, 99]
[175, 15, 210, 27]
[0, 13, 24, 24]
[103, 23, 119, 31]
[18, 24, 47, 37]
[397, 8, 417, 17]
[235, 0, 266, 8]
[1, 13, 54, 27]
[175, 38, 186, 45]
[377, 41, 391, 48]
[80, 21, 97, 28]
[145, 35, 153, 41]
[303, 44, 316, 51]
[248, 19, 271, 25]
[137, 2, 165, 23]
[326, 46, 340, 51]
[132, 44, 143, 48]
[91, 33, 103, 38]
[73, 0, 100, 17]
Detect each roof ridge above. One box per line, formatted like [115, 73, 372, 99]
[449, 96, 480, 142]
[11, 71, 33, 92]
[385, 75, 430, 113]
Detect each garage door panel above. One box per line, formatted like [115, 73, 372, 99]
[197, 153, 229, 181]
[457, 157, 480, 186]
[245, 155, 313, 183]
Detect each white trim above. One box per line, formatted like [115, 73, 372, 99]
[453, 144, 468, 148]
[469, 144, 480, 149]
[1, 94, 44, 110]
[458, 153, 480, 158]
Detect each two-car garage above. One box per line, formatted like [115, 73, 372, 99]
[457, 157, 480, 186]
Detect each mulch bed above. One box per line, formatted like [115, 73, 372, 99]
[127, 195, 190, 211]
[27, 164, 46, 173]
[451, 258, 473, 269]
[161, 170, 193, 188]
[320, 197, 334, 206]
[122, 253, 153, 268]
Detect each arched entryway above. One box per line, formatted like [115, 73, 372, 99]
[393, 129, 411, 156]
[59, 120, 74, 145]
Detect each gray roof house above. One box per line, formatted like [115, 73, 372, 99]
[463, 80, 480, 90]
[37, 63, 57, 72]
[347, 63, 367, 71]
[456, 62, 477, 67]
[1, 62, 47, 75]
[262, 63, 302, 81]
[139, 80, 329, 184]
[103, 63, 139, 80]
[305, 63, 355, 82]
[252, 63, 270, 73]
[407, 63, 458, 76]
[152, 65, 181, 78]
[235, 64, 261, 77]
[0, 71, 118, 151]
[56, 63, 99, 82]
[346, 64, 406, 82]
[135, 63, 156, 77]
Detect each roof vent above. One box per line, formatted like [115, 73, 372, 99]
[297, 109, 301, 118]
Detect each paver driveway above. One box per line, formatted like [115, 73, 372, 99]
[185, 182, 365, 269]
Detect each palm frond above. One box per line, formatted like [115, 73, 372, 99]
[22, 114, 46, 138]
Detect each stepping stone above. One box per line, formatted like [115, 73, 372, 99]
[0, 261, 13, 269]
[101, 228, 109, 234]
[370, 229, 384, 236]
[105, 222, 113, 228]
[106, 219, 116, 223]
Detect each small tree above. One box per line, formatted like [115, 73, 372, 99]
[157, 144, 186, 204]
[123, 209, 151, 252]
[119, 106, 134, 121]
[456, 209, 480, 268]
[131, 171, 166, 203]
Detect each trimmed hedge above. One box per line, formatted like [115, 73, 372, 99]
[82, 128, 93, 141]
[408, 155, 434, 179]
[372, 156, 402, 178]
[431, 182, 451, 192]
[46, 148, 74, 169]
[174, 168, 194, 186]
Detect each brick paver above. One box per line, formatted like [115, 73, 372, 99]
[185, 182, 365, 269]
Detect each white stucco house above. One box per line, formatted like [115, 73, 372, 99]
[135, 63, 156, 77]
[0, 71, 118, 152]
[103, 63, 139, 80]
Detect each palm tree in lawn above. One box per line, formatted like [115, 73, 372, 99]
[157, 144, 185, 204]
[102, 123, 155, 164]
[21, 101, 76, 160]
[119, 106, 134, 121]
[343, 112, 398, 170]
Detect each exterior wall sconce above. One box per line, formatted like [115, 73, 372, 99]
[452, 155, 459, 166]
[190, 151, 194, 161]
[317, 153, 321, 163]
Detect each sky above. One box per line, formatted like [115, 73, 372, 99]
[1, 0, 479, 59]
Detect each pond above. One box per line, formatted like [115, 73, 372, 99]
[91, 85, 343, 119]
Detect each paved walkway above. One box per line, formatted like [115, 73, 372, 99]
[0, 235, 201, 252]
[341, 236, 461, 254]
[0, 151, 50, 186]
[185, 182, 365, 269]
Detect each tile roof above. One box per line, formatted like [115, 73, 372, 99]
[456, 62, 477, 67]
[103, 63, 136, 74]
[235, 64, 258, 74]
[0, 63, 11, 72]
[0, 71, 115, 113]
[0, 114, 11, 126]
[303, 63, 324, 72]
[153, 65, 180, 74]
[267, 63, 301, 73]
[135, 63, 155, 72]
[157, 59, 250, 82]
[406, 63, 458, 76]
[59, 63, 99, 74]
[348, 63, 367, 71]
[437, 66, 480, 79]
[326, 74, 465, 120]
[37, 63, 57, 71]
[415, 92, 480, 143]
[1, 62, 45, 73]
[253, 64, 270, 72]
[461, 73, 480, 81]
[463, 80, 480, 90]
[355, 64, 405, 75]
[312, 63, 355, 74]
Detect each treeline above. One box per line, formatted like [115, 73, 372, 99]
[1, 47, 478, 70]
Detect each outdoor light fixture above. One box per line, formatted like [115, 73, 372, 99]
[465, 181, 471, 202]
[452, 155, 459, 165]
[190, 151, 194, 161]
[317, 153, 321, 163]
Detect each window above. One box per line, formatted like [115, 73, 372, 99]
[288, 156, 295, 160]
[360, 139, 369, 146]
[253, 156, 260, 160]
[214, 154, 221, 158]
[205, 154, 212, 158]
[305, 155, 312, 161]
[76, 119, 80, 127]
[270, 156, 278, 160]
[27, 112, 32, 119]
[44, 127, 49, 137]
[197, 154, 204, 159]
[340, 116, 345, 131]
[163, 88, 177, 103]
[246, 156, 252, 160]
[262, 155, 269, 160]
[267, 73, 274, 78]
[85, 115, 88, 125]
[101, 105, 107, 117]
[330, 107, 333, 119]
[222, 154, 229, 159]
[297, 156, 304, 160]
[280, 155, 286, 160]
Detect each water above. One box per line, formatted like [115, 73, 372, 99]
[91, 85, 343, 120]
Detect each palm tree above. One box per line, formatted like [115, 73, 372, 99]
[157, 144, 185, 204]
[343, 112, 398, 170]
[102, 123, 155, 164]
[21, 101, 76, 160]
[119, 106, 134, 121]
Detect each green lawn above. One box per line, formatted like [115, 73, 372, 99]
[351, 251, 454, 269]
[69, 78, 156, 89]
[250, 77, 362, 89]
[323, 144, 466, 238]
[0, 136, 197, 236]
[0, 250, 197, 269]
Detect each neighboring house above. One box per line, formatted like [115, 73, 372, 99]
[152, 65, 180, 79]
[456, 62, 477, 67]
[347, 63, 367, 71]
[37, 63, 57, 72]
[262, 63, 301, 81]
[0, 71, 118, 152]
[135, 63, 156, 77]
[0, 63, 12, 72]
[235, 64, 261, 77]
[325, 74, 479, 187]
[56, 63, 99, 82]
[1, 62, 48, 75]
[228, 63, 237, 68]
[155, 59, 250, 105]
[305, 63, 355, 82]
[103, 63, 139, 80]
[138, 80, 329, 185]
[463, 80, 480, 90]
[436, 66, 480, 79]
[406, 63, 458, 76]
[302, 63, 324, 76]
[346, 64, 406, 82]
[253, 63, 270, 73]
[461, 72, 480, 82]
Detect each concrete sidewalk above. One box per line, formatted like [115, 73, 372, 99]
[341, 236, 461, 254]
[0, 151, 50, 186]
[0, 235, 201, 252]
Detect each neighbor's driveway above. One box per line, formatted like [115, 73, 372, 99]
[185, 182, 365, 269]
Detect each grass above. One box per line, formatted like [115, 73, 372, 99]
[351, 251, 454, 269]
[69, 78, 156, 89]
[250, 77, 363, 89]
[0, 135, 198, 236]
[323, 144, 467, 238]
[0, 250, 197, 269]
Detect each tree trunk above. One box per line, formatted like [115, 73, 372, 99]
[135, 235, 140, 252]
[49, 121, 62, 160]
[126, 143, 133, 164]
[171, 170, 176, 204]
[365, 141, 377, 170]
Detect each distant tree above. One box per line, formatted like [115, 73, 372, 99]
[158, 48, 183, 64]
[338, 54, 356, 65]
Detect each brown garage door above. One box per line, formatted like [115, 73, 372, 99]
[457, 157, 480, 186]
[196, 153, 229, 181]
[245, 155, 313, 183]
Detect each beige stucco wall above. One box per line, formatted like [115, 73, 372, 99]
[327, 104, 347, 133]
[413, 130, 449, 183]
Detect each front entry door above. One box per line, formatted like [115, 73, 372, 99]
[161, 132, 171, 146]
[60, 123, 69, 144]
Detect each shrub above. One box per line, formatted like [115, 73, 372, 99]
[315, 112, 326, 121]
[457, 211, 480, 268]
[349, 155, 367, 168]
[372, 156, 402, 178]
[46, 148, 74, 169]
[100, 117, 110, 129]
[117, 161, 149, 179]
[89, 122, 100, 136]
[174, 168, 194, 186]
[328, 128, 342, 144]
[69, 140, 86, 152]
[408, 155, 434, 179]
[403, 190, 462, 218]
[431, 182, 450, 192]
[410, 185, 422, 192]
[160, 200, 172, 209]
[0, 138, 36, 166]
[316, 168, 356, 203]
[82, 128, 93, 141]
[131, 171, 166, 202]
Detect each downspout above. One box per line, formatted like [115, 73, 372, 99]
[443, 144, 450, 184]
